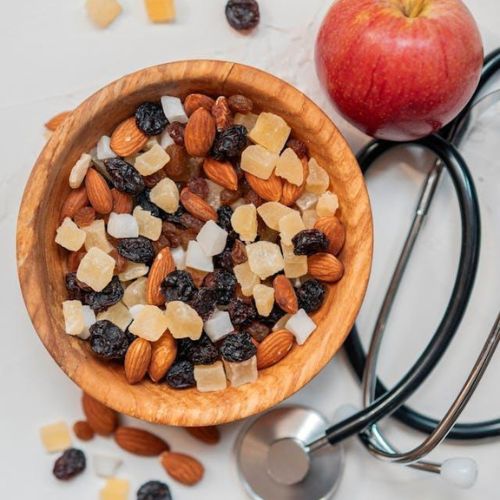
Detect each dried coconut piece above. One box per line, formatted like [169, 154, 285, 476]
[81, 305, 96, 340]
[248, 112, 291, 153]
[160, 128, 175, 149]
[86, 0, 122, 28]
[241, 144, 279, 180]
[285, 309, 316, 345]
[107, 212, 139, 239]
[257, 202, 295, 231]
[316, 191, 339, 217]
[40, 422, 72, 453]
[123, 277, 148, 308]
[77, 247, 115, 292]
[118, 262, 149, 282]
[302, 209, 318, 229]
[204, 310, 234, 342]
[246, 241, 284, 280]
[150, 177, 179, 213]
[306, 158, 330, 194]
[231, 204, 257, 242]
[185, 240, 213, 272]
[128, 305, 169, 341]
[275, 148, 303, 186]
[62, 300, 85, 337]
[97, 302, 133, 331]
[171, 246, 186, 270]
[194, 361, 227, 392]
[69, 153, 92, 189]
[165, 301, 203, 340]
[234, 112, 258, 131]
[234, 261, 260, 296]
[93, 454, 123, 478]
[196, 220, 228, 256]
[83, 219, 113, 253]
[55, 217, 86, 251]
[134, 143, 170, 176]
[100, 478, 129, 500]
[253, 284, 275, 317]
[133, 206, 162, 241]
[279, 211, 305, 245]
[224, 356, 258, 387]
[97, 136, 116, 160]
[296, 191, 318, 212]
[161, 96, 187, 123]
[206, 179, 224, 210]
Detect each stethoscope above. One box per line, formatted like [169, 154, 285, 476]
[234, 48, 500, 499]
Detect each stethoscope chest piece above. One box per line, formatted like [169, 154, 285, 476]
[235, 405, 344, 499]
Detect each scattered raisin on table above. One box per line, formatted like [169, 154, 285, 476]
[225, 0, 260, 31]
[228, 94, 253, 114]
[85, 276, 124, 312]
[187, 334, 219, 365]
[53, 448, 86, 480]
[89, 320, 132, 359]
[166, 121, 185, 146]
[190, 287, 218, 320]
[104, 158, 145, 195]
[211, 125, 247, 160]
[246, 321, 270, 342]
[286, 138, 308, 159]
[296, 279, 326, 313]
[187, 177, 209, 199]
[117, 236, 156, 264]
[220, 332, 256, 362]
[135, 102, 168, 136]
[165, 360, 196, 389]
[137, 480, 172, 500]
[210, 269, 237, 305]
[292, 229, 329, 256]
[161, 270, 197, 302]
[228, 299, 256, 326]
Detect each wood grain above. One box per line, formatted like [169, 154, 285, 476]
[16, 60, 373, 426]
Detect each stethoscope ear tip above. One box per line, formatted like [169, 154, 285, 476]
[440, 457, 478, 489]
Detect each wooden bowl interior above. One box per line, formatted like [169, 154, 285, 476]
[17, 61, 372, 426]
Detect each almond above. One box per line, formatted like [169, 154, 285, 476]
[273, 275, 298, 314]
[110, 116, 148, 157]
[184, 108, 216, 157]
[85, 168, 113, 214]
[211, 96, 233, 131]
[180, 188, 217, 221]
[308, 253, 344, 282]
[45, 110, 71, 131]
[61, 186, 89, 220]
[124, 338, 152, 384]
[111, 188, 133, 214]
[160, 451, 204, 486]
[245, 171, 283, 202]
[184, 93, 215, 116]
[114, 426, 169, 456]
[73, 206, 96, 227]
[73, 420, 95, 441]
[202, 158, 238, 191]
[147, 247, 175, 305]
[281, 157, 309, 206]
[184, 426, 220, 445]
[149, 331, 177, 382]
[314, 216, 346, 255]
[82, 392, 119, 436]
[256, 329, 295, 369]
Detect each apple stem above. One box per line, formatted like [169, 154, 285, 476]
[400, 0, 428, 18]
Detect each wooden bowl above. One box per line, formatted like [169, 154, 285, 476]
[17, 61, 372, 426]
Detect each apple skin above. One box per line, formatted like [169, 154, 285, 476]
[315, 0, 483, 141]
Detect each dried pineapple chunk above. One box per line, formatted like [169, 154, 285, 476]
[55, 217, 86, 251]
[77, 247, 115, 292]
[83, 220, 113, 253]
[150, 177, 179, 214]
[306, 158, 330, 194]
[302, 209, 318, 229]
[241, 145, 279, 180]
[134, 144, 170, 176]
[279, 211, 305, 245]
[253, 284, 275, 317]
[165, 301, 203, 340]
[234, 261, 261, 296]
[231, 204, 257, 242]
[123, 277, 148, 308]
[86, 0, 122, 28]
[257, 202, 295, 231]
[246, 241, 284, 280]
[316, 191, 339, 217]
[133, 206, 162, 241]
[234, 112, 258, 131]
[275, 148, 303, 186]
[97, 302, 133, 331]
[128, 305, 168, 342]
[248, 112, 291, 153]
[40, 422, 72, 453]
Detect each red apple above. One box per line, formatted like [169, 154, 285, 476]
[315, 0, 483, 141]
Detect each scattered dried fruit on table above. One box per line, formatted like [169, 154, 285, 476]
[256, 329, 295, 369]
[53, 448, 86, 480]
[160, 451, 204, 486]
[40, 421, 72, 453]
[308, 253, 345, 283]
[101, 478, 130, 500]
[144, 0, 176, 23]
[114, 426, 169, 456]
[93, 454, 123, 478]
[137, 480, 172, 500]
[73, 420, 95, 441]
[225, 0, 260, 32]
[86, 0, 122, 28]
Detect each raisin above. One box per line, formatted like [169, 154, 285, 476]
[165, 144, 188, 180]
[89, 320, 132, 359]
[220, 188, 242, 206]
[178, 212, 204, 232]
[286, 138, 308, 159]
[228, 299, 256, 326]
[136, 189, 166, 219]
[211, 125, 247, 160]
[85, 276, 124, 312]
[243, 189, 263, 207]
[176, 338, 194, 360]
[246, 321, 270, 342]
[179, 228, 199, 249]
[220, 332, 256, 362]
[187, 177, 208, 199]
[228, 94, 253, 114]
[292, 229, 329, 256]
[187, 334, 219, 365]
[213, 248, 233, 271]
[258, 304, 286, 326]
[217, 205, 233, 232]
[135, 102, 168, 136]
[225, 0, 260, 31]
[137, 480, 172, 500]
[210, 269, 236, 306]
[231, 240, 247, 265]
[235, 284, 253, 304]
[166, 121, 185, 146]
[143, 169, 167, 189]
[165, 359, 195, 389]
[296, 279, 326, 313]
[105, 158, 145, 195]
[65, 272, 90, 301]
[117, 237, 156, 264]
[161, 270, 197, 302]
[190, 287, 217, 320]
[53, 448, 86, 480]
[163, 206, 186, 225]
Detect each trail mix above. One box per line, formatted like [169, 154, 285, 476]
[55, 90, 346, 393]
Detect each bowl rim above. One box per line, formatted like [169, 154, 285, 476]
[16, 59, 373, 426]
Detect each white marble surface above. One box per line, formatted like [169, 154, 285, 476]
[1, 1, 500, 499]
